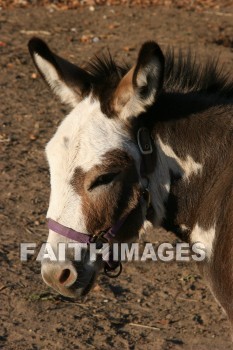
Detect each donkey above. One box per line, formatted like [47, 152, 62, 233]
[28, 38, 233, 331]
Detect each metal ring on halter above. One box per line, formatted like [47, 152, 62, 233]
[104, 262, 123, 278]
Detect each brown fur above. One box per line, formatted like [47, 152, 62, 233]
[113, 66, 135, 113]
[71, 149, 143, 240]
[200, 158, 233, 324]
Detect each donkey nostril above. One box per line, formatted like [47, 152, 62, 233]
[42, 262, 78, 290]
[59, 268, 71, 285]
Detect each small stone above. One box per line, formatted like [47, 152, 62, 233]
[92, 37, 100, 43]
[108, 23, 120, 30]
[80, 35, 90, 43]
[93, 284, 101, 292]
[89, 6, 95, 12]
[29, 134, 37, 140]
[31, 73, 38, 79]
[123, 46, 135, 52]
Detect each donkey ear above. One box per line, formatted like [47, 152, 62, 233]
[113, 41, 164, 121]
[28, 37, 91, 108]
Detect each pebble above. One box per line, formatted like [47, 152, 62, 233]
[92, 37, 100, 43]
[31, 73, 37, 79]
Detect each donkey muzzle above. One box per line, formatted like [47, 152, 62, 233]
[41, 253, 101, 298]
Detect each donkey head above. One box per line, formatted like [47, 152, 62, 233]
[28, 38, 164, 298]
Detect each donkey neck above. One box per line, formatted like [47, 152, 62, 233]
[146, 93, 233, 239]
[147, 131, 202, 228]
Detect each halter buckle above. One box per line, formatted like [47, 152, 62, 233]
[90, 231, 108, 247]
[137, 127, 153, 155]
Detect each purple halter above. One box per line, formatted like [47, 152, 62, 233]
[47, 215, 128, 245]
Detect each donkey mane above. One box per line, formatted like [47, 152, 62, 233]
[164, 49, 233, 97]
[86, 52, 129, 83]
[86, 48, 233, 98]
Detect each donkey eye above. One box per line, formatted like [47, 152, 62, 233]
[89, 172, 120, 191]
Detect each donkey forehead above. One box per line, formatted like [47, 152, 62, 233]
[46, 97, 130, 175]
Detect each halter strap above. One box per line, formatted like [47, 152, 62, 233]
[47, 213, 128, 245]
[137, 127, 154, 175]
[47, 218, 91, 243]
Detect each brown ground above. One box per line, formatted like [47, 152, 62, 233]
[1, 3, 233, 350]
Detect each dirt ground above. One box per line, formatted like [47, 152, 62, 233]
[0, 3, 233, 350]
